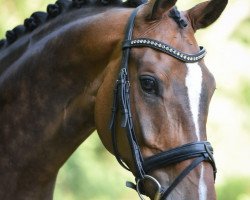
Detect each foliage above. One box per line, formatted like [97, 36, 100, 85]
[232, 17, 250, 47]
[217, 177, 250, 200]
[238, 79, 250, 108]
[0, 0, 50, 38]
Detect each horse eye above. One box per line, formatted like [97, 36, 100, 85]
[139, 75, 158, 94]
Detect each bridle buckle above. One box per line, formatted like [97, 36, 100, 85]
[136, 175, 162, 200]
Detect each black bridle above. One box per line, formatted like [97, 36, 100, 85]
[109, 6, 217, 200]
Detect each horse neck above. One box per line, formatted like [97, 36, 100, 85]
[0, 7, 126, 71]
[0, 7, 131, 200]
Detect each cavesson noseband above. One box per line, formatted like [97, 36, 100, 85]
[109, 6, 216, 200]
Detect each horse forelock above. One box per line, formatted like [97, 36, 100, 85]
[0, 0, 146, 50]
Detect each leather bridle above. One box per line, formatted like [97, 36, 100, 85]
[109, 6, 217, 200]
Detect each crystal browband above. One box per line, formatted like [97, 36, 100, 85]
[123, 38, 206, 63]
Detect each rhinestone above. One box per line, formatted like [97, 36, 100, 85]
[143, 40, 147, 43]
[177, 52, 180, 56]
[162, 45, 165, 49]
[147, 40, 150, 44]
[184, 56, 187, 59]
[151, 41, 154, 45]
[169, 49, 173, 52]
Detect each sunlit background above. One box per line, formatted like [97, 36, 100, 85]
[0, 0, 249, 199]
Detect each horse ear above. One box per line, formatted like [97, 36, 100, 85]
[148, 0, 177, 20]
[187, 0, 228, 31]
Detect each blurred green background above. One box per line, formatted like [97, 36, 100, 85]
[0, 0, 250, 199]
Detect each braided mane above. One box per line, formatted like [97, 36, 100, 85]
[169, 6, 187, 28]
[0, 0, 145, 50]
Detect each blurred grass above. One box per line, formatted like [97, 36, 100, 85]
[1, 0, 250, 200]
[217, 177, 250, 200]
[238, 79, 250, 109]
[232, 17, 250, 47]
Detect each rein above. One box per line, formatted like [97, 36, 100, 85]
[109, 6, 217, 200]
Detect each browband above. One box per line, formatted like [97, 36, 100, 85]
[123, 38, 206, 63]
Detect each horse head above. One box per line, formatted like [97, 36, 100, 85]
[95, 0, 227, 199]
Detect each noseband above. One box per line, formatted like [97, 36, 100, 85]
[109, 6, 217, 200]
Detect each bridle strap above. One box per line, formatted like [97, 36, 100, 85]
[109, 6, 145, 179]
[160, 157, 206, 199]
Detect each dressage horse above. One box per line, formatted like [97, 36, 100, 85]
[0, 0, 227, 199]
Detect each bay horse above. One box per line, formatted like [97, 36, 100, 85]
[0, 0, 227, 199]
